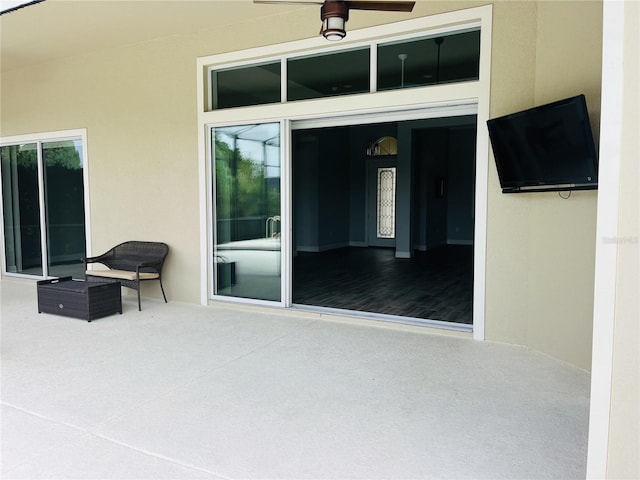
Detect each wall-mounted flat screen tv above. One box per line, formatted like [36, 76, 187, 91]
[487, 94, 598, 193]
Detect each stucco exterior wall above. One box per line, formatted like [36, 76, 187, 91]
[485, 0, 602, 370]
[0, 1, 603, 370]
[606, 1, 639, 476]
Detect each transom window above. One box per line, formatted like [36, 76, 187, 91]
[209, 29, 480, 110]
[288, 47, 370, 101]
[212, 61, 281, 109]
[377, 30, 480, 90]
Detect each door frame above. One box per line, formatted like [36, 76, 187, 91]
[0, 128, 91, 279]
[198, 5, 493, 340]
[289, 107, 479, 333]
[206, 120, 289, 308]
[203, 102, 487, 338]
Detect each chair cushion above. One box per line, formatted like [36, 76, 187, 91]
[86, 269, 159, 281]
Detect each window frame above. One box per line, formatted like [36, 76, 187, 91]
[206, 26, 481, 111]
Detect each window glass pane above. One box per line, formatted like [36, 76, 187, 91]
[377, 30, 480, 91]
[377, 167, 396, 239]
[212, 61, 281, 110]
[288, 47, 370, 101]
[1, 143, 43, 276]
[213, 123, 281, 302]
[42, 140, 86, 279]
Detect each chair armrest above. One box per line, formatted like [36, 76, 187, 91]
[84, 252, 115, 271]
[86, 249, 115, 262]
[137, 259, 163, 271]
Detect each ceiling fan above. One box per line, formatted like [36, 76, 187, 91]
[0, 0, 45, 16]
[253, 0, 415, 41]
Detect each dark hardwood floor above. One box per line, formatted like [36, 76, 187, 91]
[293, 245, 473, 324]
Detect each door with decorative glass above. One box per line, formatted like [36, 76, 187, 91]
[367, 159, 397, 248]
[211, 122, 282, 302]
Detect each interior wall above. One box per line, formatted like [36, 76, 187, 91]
[415, 129, 449, 249]
[447, 127, 476, 245]
[293, 135, 320, 251]
[0, 1, 603, 369]
[296, 121, 476, 254]
[413, 124, 476, 250]
[294, 127, 353, 252]
[317, 128, 350, 250]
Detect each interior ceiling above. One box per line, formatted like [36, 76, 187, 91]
[0, 0, 321, 73]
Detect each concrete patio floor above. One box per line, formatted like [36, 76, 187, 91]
[1, 278, 590, 479]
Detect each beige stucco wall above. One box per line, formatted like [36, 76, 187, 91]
[485, 0, 602, 370]
[0, 1, 602, 370]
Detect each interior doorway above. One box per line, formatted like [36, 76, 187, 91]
[291, 116, 476, 326]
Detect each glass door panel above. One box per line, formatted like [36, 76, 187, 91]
[0, 143, 43, 276]
[213, 122, 281, 302]
[43, 140, 86, 279]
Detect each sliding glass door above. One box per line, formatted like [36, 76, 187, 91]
[211, 122, 282, 302]
[42, 139, 87, 278]
[1, 143, 42, 276]
[1, 133, 87, 279]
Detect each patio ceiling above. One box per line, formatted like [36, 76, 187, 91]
[0, 0, 319, 73]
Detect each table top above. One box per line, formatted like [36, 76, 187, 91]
[37, 277, 119, 294]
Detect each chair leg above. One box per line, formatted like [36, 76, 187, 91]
[137, 285, 142, 311]
[159, 279, 167, 303]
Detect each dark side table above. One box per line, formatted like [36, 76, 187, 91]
[37, 277, 122, 322]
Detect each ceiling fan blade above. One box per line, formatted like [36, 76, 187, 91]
[0, 0, 46, 16]
[253, 1, 324, 5]
[344, 1, 415, 12]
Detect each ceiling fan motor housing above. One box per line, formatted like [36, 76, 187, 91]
[321, 1, 349, 40]
[321, 0, 350, 21]
[252, 0, 415, 41]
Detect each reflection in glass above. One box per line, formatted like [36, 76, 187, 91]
[377, 30, 480, 91]
[213, 123, 281, 302]
[43, 140, 86, 279]
[212, 61, 281, 110]
[1, 144, 43, 276]
[288, 47, 370, 101]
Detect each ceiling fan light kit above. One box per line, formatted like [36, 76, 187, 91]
[254, 0, 415, 41]
[321, 1, 349, 41]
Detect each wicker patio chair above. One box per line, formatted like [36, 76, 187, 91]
[84, 241, 169, 311]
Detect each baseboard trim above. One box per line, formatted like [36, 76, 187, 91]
[448, 239, 473, 246]
[296, 242, 349, 253]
